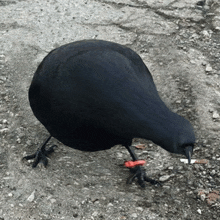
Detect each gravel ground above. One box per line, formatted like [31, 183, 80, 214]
[0, 0, 220, 219]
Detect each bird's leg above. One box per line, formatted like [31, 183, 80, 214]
[23, 135, 57, 168]
[125, 146, 161, 188]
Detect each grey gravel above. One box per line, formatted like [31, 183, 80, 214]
[159, 175, 171, 182]
[213, 111, 220, 119]
[206, 64, 213, 72]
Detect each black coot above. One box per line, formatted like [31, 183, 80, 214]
[24, 40, 195, 187]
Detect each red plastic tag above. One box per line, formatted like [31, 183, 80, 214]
[124, 160, 146, 168]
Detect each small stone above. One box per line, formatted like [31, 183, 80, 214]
[163, 185, 170, 189]
[178, 166, 183, 170]
[50, 198, 56, 203]
[26, 140, 31, 145]
[202, 61, 207, 66]
[213, 111, 219, 119]
[0, 128, 9, 134]
[16, 138, 21, 144]
[159, 175, 170, 182]
[4, 96, 9, 101]
[136, 207, 143, 212]
[2, 119, 7, 124]
[107, 203, 113, 207]
[211, 170, 216, 175]
[27, 190, 35, 202]
[197, 189, 207, 201]
[200, 193, 206, 201]
[202, 30, 210, 37]
[191, 33, 199, 39]
[92, 211, 98, 216]
[197, 209, 202, 214]
[131, 213, 138, 218]
[206, 64, 212, 72]
[116, 152, 123, 158]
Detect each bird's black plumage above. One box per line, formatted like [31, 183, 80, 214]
[26, 39, 195, 187]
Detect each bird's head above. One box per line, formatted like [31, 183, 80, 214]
[183, 144, 194, 164]
[174, 119, 195, 164]
[169, 141, 194, 164]
[164, 114, 195, 164]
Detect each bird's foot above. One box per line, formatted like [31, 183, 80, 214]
[23, 145, 57, 168]
[127, 166, 161, 188]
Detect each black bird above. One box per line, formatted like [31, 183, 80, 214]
[24, 39, 195, 187]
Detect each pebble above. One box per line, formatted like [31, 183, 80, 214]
[213, 111, 219, 119]
[201, 30, 210, 37]
[2, 119, 7, 124]
[131, 213, 138, 218]
[27, 190, 35, 202]
[136, 207, 143, 212]
[202, 61, 207, 66]
[0, 128, 9, 134]
[211, 170, 216, 175]
[16, 138, 21, 144]
[190, 59, 196, 64]
[200, 194, 206, 201]
[107, 203, 113, 207]
[163, 185, 171, 189]
[0, 76, 6, 81]
[9, 112, 14, 117]
[197, 209, 202, 214]
[116, 152, 123, 158]
[50, 198, 56, 203]
[92, 211, 98, 216]
[159, 175, 170, 182]
[206, 64, 212, 72]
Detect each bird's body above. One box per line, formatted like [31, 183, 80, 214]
[26, 40, 195, 187]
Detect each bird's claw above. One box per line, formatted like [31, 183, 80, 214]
[23, 145, 57, 168]
[127, 166, 161, 188]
